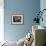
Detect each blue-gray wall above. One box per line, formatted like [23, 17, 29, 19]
[4, 0, 40, 42]
[40, 0, 46, 27]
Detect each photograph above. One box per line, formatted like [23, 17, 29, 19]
[12, 15, 23, 24]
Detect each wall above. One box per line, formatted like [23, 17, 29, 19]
[4, 0, 40, 42]
[40, 0, 46, 27]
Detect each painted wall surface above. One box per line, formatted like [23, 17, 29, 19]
[40, 0, 46, 27]
[4, 0, 40, 42]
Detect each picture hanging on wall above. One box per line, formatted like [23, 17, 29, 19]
[12, 15, 24, 24]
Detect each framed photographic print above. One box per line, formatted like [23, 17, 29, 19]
[12, 15, 23, 24]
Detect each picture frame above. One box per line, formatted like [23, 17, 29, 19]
[12, 15, 23, 24]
